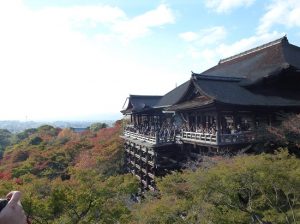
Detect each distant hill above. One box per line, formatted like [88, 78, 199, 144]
[0, 120, 115, 133]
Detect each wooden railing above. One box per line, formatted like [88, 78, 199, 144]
[124, 128, 255, 146]
[181, 131, 255, 145]
[123, 130, 175, 145]
[123, 130, 157, 144]
[181, 131, 218, 145]
[218, 131, 255, 145]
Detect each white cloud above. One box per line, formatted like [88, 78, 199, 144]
[180, 26, 227, 46]
[179, 26, 227, 69]
[216, 31, 284, 58]
[204, 0, 255, 13]
[34, 5, 126, 31]
[183, 31, 283, 72]
[179, 32, 199, 42]
[113, 4, 175, 41]
[258, 0, 300, 34]
[0, 1, 179, 120]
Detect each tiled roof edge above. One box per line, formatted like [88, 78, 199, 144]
[129, 95, 162, 98]
[219, 36, 288, 64]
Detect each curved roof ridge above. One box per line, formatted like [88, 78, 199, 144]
[193, 73, 245, 82]
[154, 80, 191, 108]
[219, 36, 288, 64]
[129, 94, 162, 98]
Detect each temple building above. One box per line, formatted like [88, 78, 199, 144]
[121, 36, 300, 191]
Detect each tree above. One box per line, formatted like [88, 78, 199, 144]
[89, 123, 108, 132]
[133, 150, 300, 223]
[259, 113, 300, 156]
[0, 129, 12, 154]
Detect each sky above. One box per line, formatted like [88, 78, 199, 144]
[0, 0, 300, 121]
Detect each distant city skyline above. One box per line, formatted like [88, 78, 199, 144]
[0, 0, 300, 120]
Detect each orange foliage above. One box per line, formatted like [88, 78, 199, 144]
[0, 121, 123, 180]
[74, 122, 123, 170]
[57, 128, 79, 140]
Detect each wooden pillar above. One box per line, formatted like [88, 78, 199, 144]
[216, 112, 221, 144]
[135, 115, 138, 126]
[268, 114, 272, 126]
[216, 112, 221, 132]
[233, 111, 237, 129]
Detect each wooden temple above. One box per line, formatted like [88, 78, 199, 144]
[121, 36, 300, 191]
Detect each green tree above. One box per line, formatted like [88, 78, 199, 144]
[89, 123, 108, 132]
[133, 150, 300, 224]
[0, 129, 12, 157]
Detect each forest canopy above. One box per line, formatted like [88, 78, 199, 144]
[0, 119, 299, 223]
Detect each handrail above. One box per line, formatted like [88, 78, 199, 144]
[123, 130, 175, 144]
[181, 131, 218, 145]
[124, 128, 255, 146]
[181, 131, 255, 145]
[219, 131, 255, 145]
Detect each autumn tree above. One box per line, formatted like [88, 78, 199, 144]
[89, 122, 108, 132]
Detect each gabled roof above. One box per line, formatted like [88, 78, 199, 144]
[121, 95, 162, 114]
[121, 36, 300, 114]
[176, 36, 300, 108]
[155, 80, 191, 108]
[166, 95, 214, 111]
[197, 36, 300, 85]
[194, 76, 300, 107]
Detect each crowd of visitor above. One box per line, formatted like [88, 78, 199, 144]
[125, 118, 252, 140]
[125, 120, 180, 141]
[223, 120, 252, 134]
[125, 120, 220, 142]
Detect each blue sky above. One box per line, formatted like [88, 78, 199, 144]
[0, 0, 300, 121]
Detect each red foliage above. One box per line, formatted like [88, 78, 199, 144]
[74, 123, 122, 170]
[74, 151, 97, 169]
[14, 178, 23, 185]
[0, 171, 12, 180]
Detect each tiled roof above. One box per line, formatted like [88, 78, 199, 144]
[195, 36, 300, 84]
[121, 36, 300, 113]
[121, 95, 162, 114]
[194, 77, 300, 107]
[155, 80, 191, 107]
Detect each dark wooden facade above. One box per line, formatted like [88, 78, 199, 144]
[121, 36, 300, 191]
